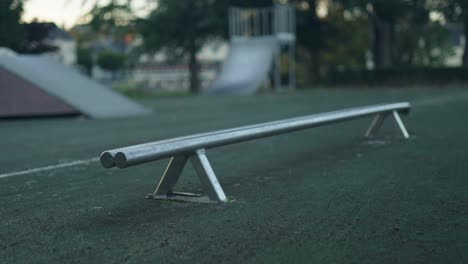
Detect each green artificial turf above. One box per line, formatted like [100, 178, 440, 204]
[1, 88, 468, 263]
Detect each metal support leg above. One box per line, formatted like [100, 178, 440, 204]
[153, 155, 188, 196]
[146, 149, 227, 203]
[190, 149, 227, 202]
[365, 111, 410, 139]
[365, 113, 387, 138]
[392, 111, 410, 139]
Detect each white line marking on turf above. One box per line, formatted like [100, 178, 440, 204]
[0, 157, 100, 179]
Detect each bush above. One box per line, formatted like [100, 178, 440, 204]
[96, 50, 127, 72]
[321, 67, 468, 86]
[76, 47, 93, 75]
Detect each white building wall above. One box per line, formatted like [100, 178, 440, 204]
[131, 40, 228, 92]
[42, 39, 77, 66]
[131, 66, 219, 92]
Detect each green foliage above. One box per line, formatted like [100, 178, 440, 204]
[140, 0, 227, 53]
[431, 0, 468, 22]
[323, 66, 468, 86]
[278, 0, 337, 82]
[339, 0, 431, 68]
[18, 22, 61, 54]
[431, 0, 468, 65]
[80, 0, 461, 86]
[73, 1, 137, 50]
[292, 1, 370, 82]
[140, 0, 229, 93]
[72, 2, 137, 75]
[87, 1, 135, 37]
[341, 0, 424, 21]
[112, 80, 148, 99]
[97, 50, 127, 72]
[77, 47, 93, 75]
[294, 0, 327, 52]
[229, 0, 272, 8]
[112, 80, 192, 99]
[0, 0, 24, 51]
[319, 5, 370, 69]
[395, 21, 454, 67]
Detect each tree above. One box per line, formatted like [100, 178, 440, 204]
[229, 0, 272, 7]
[294, 0, 329, 80]
[319, 4, 369, 69]
[285, 0, 366, 80]
[393, 15, 453, 67]
[73, 1, 138, 77]
[77, 47, 93, 75]
[432, 0, 468, 66]
[97, 50, 127, 75]
[0, 0, 25, 51]
[139, 0, 228, 93]
[86, 1, 136, 37]
[341, 0, 430, 68]
[19, 22, 61, 54]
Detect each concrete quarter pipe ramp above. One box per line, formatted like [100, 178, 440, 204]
[0, 55, 150, 118]
[208, 37, 277, 95]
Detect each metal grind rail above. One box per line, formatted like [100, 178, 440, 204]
[100, 102, 411, 203]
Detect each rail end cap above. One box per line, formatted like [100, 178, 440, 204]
[400, 103, 411, 115]
[100, 151, 115, 168]
[115, 152, 129, 168]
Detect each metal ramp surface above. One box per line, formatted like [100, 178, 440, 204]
[207, 37, 277, 95]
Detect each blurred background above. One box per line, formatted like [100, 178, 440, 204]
[1, 0, 467, 98]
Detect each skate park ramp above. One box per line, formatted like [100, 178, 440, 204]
[0, 66, 80, 118]
[0, 54, 150, 119]
[207, 37, 277, 95]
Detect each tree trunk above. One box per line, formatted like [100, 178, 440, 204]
[188, 41, 200, 93]
[309, 50, 320, 83]
[463, 19, 468, 67]
[302, 0, 321, 82]
[370, 15, 393, 68]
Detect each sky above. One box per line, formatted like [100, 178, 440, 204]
[22, 0, 150, 29]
